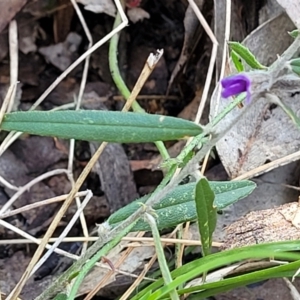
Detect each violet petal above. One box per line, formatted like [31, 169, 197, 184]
[221, 73, 252, 103]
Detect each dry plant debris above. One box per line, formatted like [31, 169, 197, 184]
[222, 201, 300, 250]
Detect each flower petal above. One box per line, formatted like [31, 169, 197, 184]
[221, 73, 251, 103]
[221, 82, 246, 98]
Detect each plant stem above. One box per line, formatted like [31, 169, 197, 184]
[108, 9, 170, 161]
[145, 213, 179, 300]
[173, 92, 246, 168]
[265, 93, 300, 129]
[269, 34, 300, 79]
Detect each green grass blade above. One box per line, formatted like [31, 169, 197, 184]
[1, 110, 202, 143]
[181, 258, 300, 298]
[131, 241, 300, 300]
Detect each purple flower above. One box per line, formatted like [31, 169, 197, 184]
[221, 74, 251, 104]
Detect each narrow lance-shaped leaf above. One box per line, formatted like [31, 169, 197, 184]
[108, 180, 256, 232]
[0, 110, 203, 143]
[195, 178, 217, 257]
[231, 50, 244, 72]
[228, 41, 267, 70]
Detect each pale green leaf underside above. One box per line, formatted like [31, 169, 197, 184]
[108, 180, 256, 232]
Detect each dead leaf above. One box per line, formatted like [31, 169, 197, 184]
[76, 0, 116, 17]
[90, 142, 138, 213]
[10, 136, 68, 173]
[213, 162, 300, 241]
[259, 0, 284, 24]
[127, 7, 150, 23]
[17, 15, 38, 54]
[54, 0, 74, 43]
[39, 32, 82, 71]
[276, 0, 300, 28]
[167, 0, 203, 94]
[222, 201, 300, 250]
[0, 0, 28, 33]
[0, 150, 58, 232]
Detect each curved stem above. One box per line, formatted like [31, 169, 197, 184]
[108, 8, 170, 161]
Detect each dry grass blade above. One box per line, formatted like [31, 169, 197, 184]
[283, 278, 300, 299]
[84, 231, 145, 300]
[0, 169, 70, 215]
[0, 191, 88, 219]
[0, 175, 20, 191]
[188, 0, 218, 124]
[8, 20, 18, 113]
[0, 218, 80, 260]
[232, 149, 300, 180]
[119, 254, 158, 300]
[30, 190, 93, 276]
[122, 49, 164, 112]
[0, 236, 223, 247]
[200, 0, 231, 176]
[0, 84, 16, 127]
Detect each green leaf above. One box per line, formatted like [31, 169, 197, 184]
[228, 41, 267, 70]
[68, 271, 80, 282]
[289, 57, 300, 67]
[131, 241, 300, 300]
[195, 178, 217, 256]
[140, 291, 153, 300]
[291, 64, 300, 76]
[0, 110, 203, 143]
[231, 50, 244, 72]
[180, 259, 300, 298]
[108, 180, 256, 231]
[289, 58, 300, 76]
[53, 294, 68, 300]
[289, 29, 299, 38]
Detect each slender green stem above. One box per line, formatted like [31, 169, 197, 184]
[108, 10, 170, 161]
[174, 92, 246, 168]
[108, 13, 141, 112]
[145, 213, 179, 300]
[265, 93, 300, 128]
[209, 93, 246, 128]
